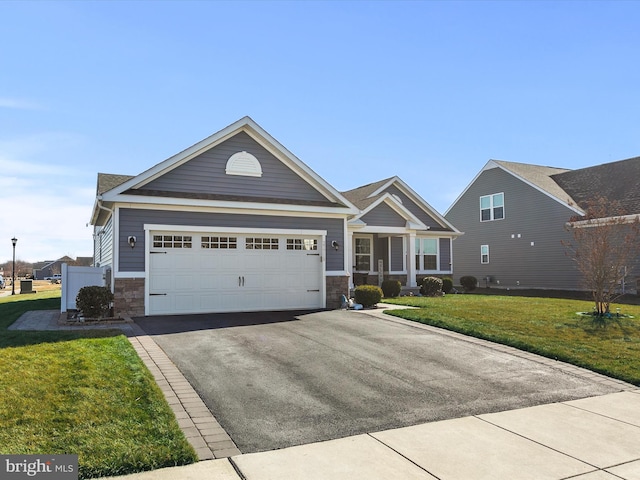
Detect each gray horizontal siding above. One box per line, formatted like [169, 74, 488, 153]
[445, 166, 581, 289]
[143, 131, 328, 203]
[361, 202, 406, 227]
[391, 237, 404, 271]
[95, 216, 113, 268]
[385, 185, 448, 231]
[118, 208, 345, 272]
[439, 238, 451, 272]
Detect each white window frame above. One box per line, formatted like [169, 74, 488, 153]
[353, 235, 373, 272]
[415, 237, 439, 272]
[481, 244, 490, 264]
[480, 193, 505, 222]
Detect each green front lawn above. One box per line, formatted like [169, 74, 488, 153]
[385, 295, 640, 386]
[0, 291, 197, 479]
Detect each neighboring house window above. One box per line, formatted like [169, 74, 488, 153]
[416, 238, 438, 271]
[480, 193, 504, 221]
[481, 245, 489, 264]
[354, 237, 372, 271]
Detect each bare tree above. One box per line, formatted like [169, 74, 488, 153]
[563, 197, 640, 316]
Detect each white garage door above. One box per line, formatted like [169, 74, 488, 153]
[148, 232, 324, 315]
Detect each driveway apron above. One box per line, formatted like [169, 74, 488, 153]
[135, 309, 621, 454]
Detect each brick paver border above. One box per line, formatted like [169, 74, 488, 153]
[127, 325, 241, 460]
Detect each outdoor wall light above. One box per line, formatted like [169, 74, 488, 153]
[128, 236, 136, 249]
[331, 240, 339, 251]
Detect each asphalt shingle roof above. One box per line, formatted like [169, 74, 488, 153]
[492, 160, 574, 205]
[97, 173, 135, 195]
[551, 156, 640, 215]
[341, 177, 395, 210]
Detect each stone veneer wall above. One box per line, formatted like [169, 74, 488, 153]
[114, 278, 145, 318]
[325, 276, 349, 309]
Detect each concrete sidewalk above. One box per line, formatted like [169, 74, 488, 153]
[110, 390, 640, 480]
[11, 307, 640, 479]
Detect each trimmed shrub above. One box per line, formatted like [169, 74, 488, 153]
[442, 277, 453, 294]
[354, 285, 383, 308]
[421, 276, 443, 296]
[381, 279, 401, 298]
[76, 286, 114, 318]
[460, 275, 478, 292]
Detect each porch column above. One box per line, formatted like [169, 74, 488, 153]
[346, 229, 354, 289]
[407, 232, 417, 287]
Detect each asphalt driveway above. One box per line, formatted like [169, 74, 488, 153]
[135, 309, 619, 453]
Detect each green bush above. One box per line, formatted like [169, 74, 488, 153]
[381, 279, 401, 298]
[420, 276, 443, 296]
[442, 277, 453, 294]
[354, 285, 383, 308]
[460, 275, 478, 292]
[76, 286, 114, 318]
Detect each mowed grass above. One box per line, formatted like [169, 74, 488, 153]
[384, 294, 640, 386]
[0, 291, 197, 479]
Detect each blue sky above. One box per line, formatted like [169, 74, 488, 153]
[1, 0, 639, 263]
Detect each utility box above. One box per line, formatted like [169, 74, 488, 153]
[20, 279, 33, 294]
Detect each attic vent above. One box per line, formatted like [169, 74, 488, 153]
[392, 194, 403, 204]
[225, 151, 262, 177]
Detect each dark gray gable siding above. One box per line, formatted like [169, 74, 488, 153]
[445, 167, 579, 289]
[118, 208, 345, 272]
[360, 202, 407, 227]
[384, 185, 447, 231]
[142, 131, 328, 203]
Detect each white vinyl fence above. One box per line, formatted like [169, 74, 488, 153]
[61, 264, 110, 312]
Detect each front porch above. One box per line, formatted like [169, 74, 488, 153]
[347, 232, 453, 290]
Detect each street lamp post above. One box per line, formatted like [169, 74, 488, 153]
[11, 237, 17, 295]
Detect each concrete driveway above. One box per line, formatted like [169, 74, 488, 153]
[135, 309, 618, 454]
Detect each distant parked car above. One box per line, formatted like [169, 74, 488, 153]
[0, 275, 5, 289]
[51, 274, 62, 284]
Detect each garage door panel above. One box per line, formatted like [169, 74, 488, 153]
[201, 255, 219, 269]
[201, 275, 223, 289]
[149, 294, 172, 315]
[148, 232, 324, 315]
[199, 295, 219, 311]
[150, 275, 173, 292]
[175, 274, 198, 291]
[220, 255, 240, 269]
[175, 294, 200, 313]
[218, 292, 248, 311]
[150, 253, 173, 271]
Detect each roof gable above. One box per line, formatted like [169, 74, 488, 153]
[446, 160, 583, 216]
[344, 176, 460, 232]
[351, 193, 428, 230]
[137, 130, 330, 204]
[93, 117, 358, 223]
